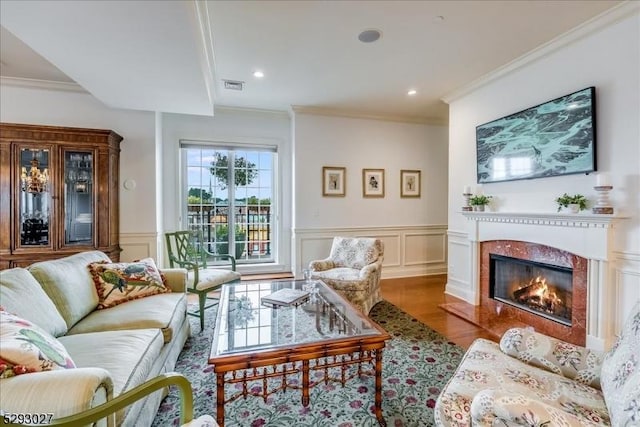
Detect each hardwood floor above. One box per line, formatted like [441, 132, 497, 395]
[381, 275, 496, 349]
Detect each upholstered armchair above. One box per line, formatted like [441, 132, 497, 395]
[308, 236, 384, 314]
[435, 300, 640, 426]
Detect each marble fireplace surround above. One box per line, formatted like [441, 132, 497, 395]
[452, 211, 625, 351]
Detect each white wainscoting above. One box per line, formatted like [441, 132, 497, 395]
[293, 225, 447, 279]
[119, 232, 159, 263]
[445, 230, 475, 303]
[612, 251, 640, 335]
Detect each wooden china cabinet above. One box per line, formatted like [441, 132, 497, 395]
[0, 123, 123, 269]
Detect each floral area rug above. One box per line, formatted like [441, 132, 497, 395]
[152, 300, 464, 427]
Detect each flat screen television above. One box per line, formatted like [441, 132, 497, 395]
[476, 87, 597, 184]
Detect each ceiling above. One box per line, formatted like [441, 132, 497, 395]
[0, 0, 623, 123]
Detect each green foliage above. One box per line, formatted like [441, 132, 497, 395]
[188, 187, 212, 202]
[246, 196, 271, 205]
[469, 194, 493, 206]
[209, 153, 258, 189]
[214, 224, 246, 238]
[555, 193, 587, 211]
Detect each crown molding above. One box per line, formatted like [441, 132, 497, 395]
[0, 76, 87, 93]
[192, 0, 216, 114]
[442, 1, 640, 104]
[290, 105, 448, 126]
[214, 105, 290, 117]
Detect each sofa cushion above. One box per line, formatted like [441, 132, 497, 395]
[88, 258, 171, 309]
[66, 293, 187, 344]
[0, 268, 68, 337]
[601, 300, 640, 427]
[59, 328, 164, 425]
[0, 310, 75, 378]
[28, 251, 109, 328]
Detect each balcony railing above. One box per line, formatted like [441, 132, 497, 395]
[186, 203, 272, 263]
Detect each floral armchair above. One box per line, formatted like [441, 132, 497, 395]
[435, 300, 640, 426]
[308, 236, 383, 314]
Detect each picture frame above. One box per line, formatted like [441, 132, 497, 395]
[362, 169, 385, 198]
[400, 170, 421, 198]
[322, 166, 346, 197]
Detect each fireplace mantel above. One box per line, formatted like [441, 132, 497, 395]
[460, 211, 627, 351]
[462, 211, 624, 229]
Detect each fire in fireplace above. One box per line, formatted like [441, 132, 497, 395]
[490, 254, 573, 326]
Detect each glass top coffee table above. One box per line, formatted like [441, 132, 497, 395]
[209, 279, 391, 426]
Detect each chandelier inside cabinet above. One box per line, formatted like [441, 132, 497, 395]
[21, 155, 49, 194]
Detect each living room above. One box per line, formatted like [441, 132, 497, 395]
[1, 1, 639, 426]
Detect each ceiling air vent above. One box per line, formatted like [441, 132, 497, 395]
[223, 80, 244, 91]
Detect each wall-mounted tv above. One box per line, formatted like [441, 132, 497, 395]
[476, 87, 597, 184]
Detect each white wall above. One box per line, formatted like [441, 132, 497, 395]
[160, 108, 292, 273]
[293, 112, 449, 277]
[445, 9, 640, 333]
[0, 83, 158, 261]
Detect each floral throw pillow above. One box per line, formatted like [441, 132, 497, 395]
[0, 309, 76, 379]
[88, 258, 171, 309]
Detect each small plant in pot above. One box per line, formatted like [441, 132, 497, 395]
[469, 194, 492, 212]
[555, 193, 587, 213]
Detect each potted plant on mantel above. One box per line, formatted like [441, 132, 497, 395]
[555, 193, 588, 213]
[469, 194, 493, 212]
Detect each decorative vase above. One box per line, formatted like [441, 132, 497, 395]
[567, 204, 580, 214]
[473, 205, 485, 212]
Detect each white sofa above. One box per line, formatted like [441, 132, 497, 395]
[0, 251, 190, 426]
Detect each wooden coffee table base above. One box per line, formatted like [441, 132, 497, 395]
[213, 347, 387, 426]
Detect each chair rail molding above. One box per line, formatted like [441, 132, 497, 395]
[294, 224, 447, 279]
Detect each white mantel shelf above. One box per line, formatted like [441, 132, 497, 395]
[461, 211, 627, 229]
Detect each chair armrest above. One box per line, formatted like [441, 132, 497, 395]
[471, 389, 595, 426]
[0, 368, 113, 422]
[0, 373, 197, 427]
[309, 259, 335, 272]
[500, 328, 604, 389]
[161, 268, 188, 292]
[203, 252, 237, 271]
[359, 261, 381, 279]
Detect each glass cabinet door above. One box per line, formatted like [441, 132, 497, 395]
[64, 150, 94, 245]
[19, 148, 51, 247]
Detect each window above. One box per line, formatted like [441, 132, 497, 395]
[181, 144, 276, 264]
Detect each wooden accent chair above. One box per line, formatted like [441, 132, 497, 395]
[308, 236, 384, 314]
[165, 230, 240, 330]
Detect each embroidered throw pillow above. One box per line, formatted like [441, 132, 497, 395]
[88, 258, 170, 309]
[0, 309, 76, 378]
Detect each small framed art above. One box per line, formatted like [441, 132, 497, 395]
[400, 170, 421, 198]
[362, 169, 385, 198]
[322, 166, 346, 197]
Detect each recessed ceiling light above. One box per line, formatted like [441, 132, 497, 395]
[358, 29, 382, 43]
[407, 89, 417, 96]
[253, 70, 264, 78]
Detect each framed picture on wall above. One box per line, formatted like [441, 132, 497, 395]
[400, 170, 421, 198]
[322, 166, 346, 197]
[362, 169, 385, 198]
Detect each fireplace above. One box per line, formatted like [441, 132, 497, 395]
[445, 211, 625, 351]
[490, 254, 573, 326]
